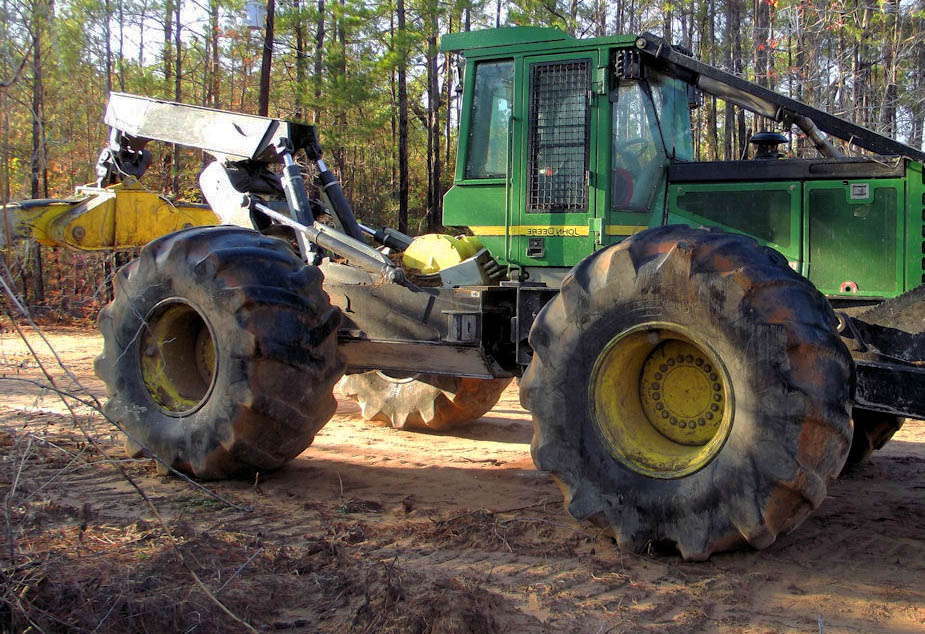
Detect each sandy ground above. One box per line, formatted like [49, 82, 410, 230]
[1, 325, 924, 633]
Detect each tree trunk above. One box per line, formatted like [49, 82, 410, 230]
[161, 0, 173, 193]
[29, 0, 47, 303]
[104, 0, 112, 94]
[388, 9, 396, 191]
[855, 3, 872, 127]
[397, 0, 408, 234]
[172, 0, 181, 194]
[731, 0, 746, 157]
[294, 0, 306, 118]
[444, 15, 452, 171]
[258, 0, 275, 116]
[333, 0, 346, 173]
[706, 0, 717, 160]
[427, 3, 440, 232]
[754, 0, 770, 90]
[163, 0, 172, 87]
[137, 0, 145, 67]
[911, 10, 925, 150]
[1, 0, 10, 209]
[425, 7, 436, 232]
[211, 0, 219, 107]
[879, 0, 900, 137]
[312, 0, 325, 124]
[117, 0, 125, 90]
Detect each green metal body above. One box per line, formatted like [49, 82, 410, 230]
[441, 27, 925, 300]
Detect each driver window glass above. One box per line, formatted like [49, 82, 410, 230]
[649, 71, 695, 161]
[611, 81, 664, 211]
[466, 60, 514, 179]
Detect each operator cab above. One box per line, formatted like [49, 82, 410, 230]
[442, 27, 924, 300]
[442, 27, 696, 281]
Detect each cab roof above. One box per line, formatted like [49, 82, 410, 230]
[439, 26, 637, 56]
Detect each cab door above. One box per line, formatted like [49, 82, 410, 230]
[515, 54, 598, 268]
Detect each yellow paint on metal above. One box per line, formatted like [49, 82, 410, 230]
[589, 324, 734, 479]
[1, 178, 218, 250]
[467, 224, 647, 237]
[455, 234, 484, 257]
[468, 225, 589, 237]
[639, 340, 725, 446]
[402, 233, 484, 274]
[139, 301, 216, 415]
[604, 224, 648, 236]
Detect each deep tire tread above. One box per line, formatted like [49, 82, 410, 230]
[844, 409, 905, 466]
[340, 373, 511, 431]
[95, 226, 344, 479]
[520, 225, 853, 560]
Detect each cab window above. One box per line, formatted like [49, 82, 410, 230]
[611, 81, 664, 211]
[466, 60, 514, 179]
[649, 71, 695, 161]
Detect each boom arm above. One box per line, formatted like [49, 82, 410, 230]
[4, 93, 407, 285]
[100, 93, 406, 283]
[636, 33, 925, 162]
[102, 93, 367, 243]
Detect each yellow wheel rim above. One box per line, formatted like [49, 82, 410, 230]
[589, 324, 734, 479]
[139, 300, 217, 416]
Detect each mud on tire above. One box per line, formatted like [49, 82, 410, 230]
[340, 372, 511, 431]
[845, 409, 905, 466]
[94, 226, 344, 479]
[520, 225, 853, 560]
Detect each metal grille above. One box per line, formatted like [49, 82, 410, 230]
[527, 60, 590, 212]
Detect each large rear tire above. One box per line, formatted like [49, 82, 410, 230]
[845, 409, 905, 466]
[520, 226, 853, 560]
[94, 226, 344, 479]
[340, 372, 511, 431]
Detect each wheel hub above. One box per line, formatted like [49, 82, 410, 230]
[139, 299, 217, 416]
[589, 324, 734, 478]
[639, 340, 725, 446]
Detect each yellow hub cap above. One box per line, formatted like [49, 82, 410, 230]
[139, 300, 217, 416]
[639, 340, 725, 446]
[589, 324, 734, 479]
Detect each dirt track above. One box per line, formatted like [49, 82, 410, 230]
[1, 326, 924, 632]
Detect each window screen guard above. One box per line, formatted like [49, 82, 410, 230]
[527, 60, 591, 212]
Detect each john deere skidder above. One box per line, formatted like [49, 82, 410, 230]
[9, 27, 924, 560]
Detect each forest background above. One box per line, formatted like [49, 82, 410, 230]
[1, 0, 924, 315]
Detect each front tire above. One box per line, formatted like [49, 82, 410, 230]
[94, 226, 344, 479]
[520, 226, 853, 560]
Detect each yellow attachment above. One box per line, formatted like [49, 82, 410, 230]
[139, 300, 217, 415]
[1, 178, 218, 250]
[401, 233, 484, 274]
[589, 324, 734, 479]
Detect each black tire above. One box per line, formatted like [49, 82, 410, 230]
[340, 372, 511, 431]
[94, 226, 344, 479]
[520, 225, 853, 560]
[845, 408, 905, 466]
